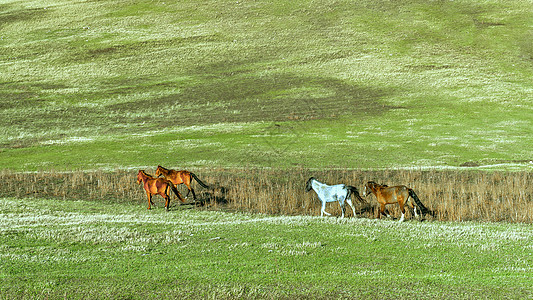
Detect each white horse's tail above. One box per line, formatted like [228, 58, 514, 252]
[346, 186, 367, 204]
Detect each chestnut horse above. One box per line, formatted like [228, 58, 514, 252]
[363, 181, 431, 222]
[137, 170, 185, 211]
[155, 166, 209, 200]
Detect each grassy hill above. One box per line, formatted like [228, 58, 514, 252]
[1, 0, 532, 171]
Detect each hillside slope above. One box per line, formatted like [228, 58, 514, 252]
[1, 0, 532, 170]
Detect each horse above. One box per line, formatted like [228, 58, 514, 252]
[155, 166, 209, 201]
[136, 170, 185, 211]
[305, 177, 367, 218]
[362, 181, 431, 222]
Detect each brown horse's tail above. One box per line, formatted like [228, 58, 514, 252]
[347, 186, 367, 204]
[190, 173, 209, 188]
[169, 184, 186, 202]
[408, 189, 432, 216]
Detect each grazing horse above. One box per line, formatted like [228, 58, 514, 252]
[362, 181, 431, 222]
[155, 166, 209, 201]
[305, 177, 367, 218]
[137, 170, 185, 211]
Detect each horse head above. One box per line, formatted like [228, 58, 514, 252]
[155, 166, 163, 177]
[136, 170, 145, 184]
[305, 177, 315, 192]
[362, 183, 369, 196]
[363, 181, 377, 196]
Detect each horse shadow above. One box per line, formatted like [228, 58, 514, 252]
[361, 204, 436, 221]
[194, 185, 229, 207]
[351, 203, 376, 218]
[166, 185, 228, 210]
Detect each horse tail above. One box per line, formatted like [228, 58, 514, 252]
[347, 186, 367, 204]
[408, 189, 431, 216]
[169, 183, 186, 202]
[190, 173, 209, 188]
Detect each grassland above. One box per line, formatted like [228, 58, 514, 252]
[1, 0, 532, 171]
[1, 197, 532, 299]
[1, 1, 533, 297]
[2, 168, 532, 223]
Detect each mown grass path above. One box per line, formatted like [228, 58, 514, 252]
[1, 197, 532, 299]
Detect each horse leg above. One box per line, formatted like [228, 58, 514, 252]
[399, 210, 405, 222]
[162, 192, 170, 211]
[321, 202, 331, 216]
[184, 177, 196, 200]
[187, 186, 197, 206]
[338, 201, 345, 218]
[183, 183, 197, 206]
[379, 203, 387, 219]
[148, 194, 155, 208]
[146, 192, 152, 210]
[346, 199, 357, 218]
[407, 198, 418, 218]
[398, 199, 406, 222]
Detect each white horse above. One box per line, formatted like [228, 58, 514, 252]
[305, 177, 366, 218]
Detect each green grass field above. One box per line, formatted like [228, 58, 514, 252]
[1, 197, 532, 299]
[1, 1, 533, 298]
[1, 0, 532, 171]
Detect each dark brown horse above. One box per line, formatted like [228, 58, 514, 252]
[363, 181, 431, 222]
[155, 166, 209, 200]
[137, 170, 185, 211]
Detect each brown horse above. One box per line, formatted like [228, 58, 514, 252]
[137, 170, 185, 211]
[362, 181, 431, 222]
[155, 166, 209, 200]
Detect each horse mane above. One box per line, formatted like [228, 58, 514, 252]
[367, 181, 388, 187]
[305, 177, 316, 192]
[140, 170, 155, 178]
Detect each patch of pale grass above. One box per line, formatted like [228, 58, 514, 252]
[167, 139, 223, 148]
[41, 136, 96, 145]
[3, 198, 533, 249]
[280, 249, 307, 256]
[0, 251, 93, 263]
